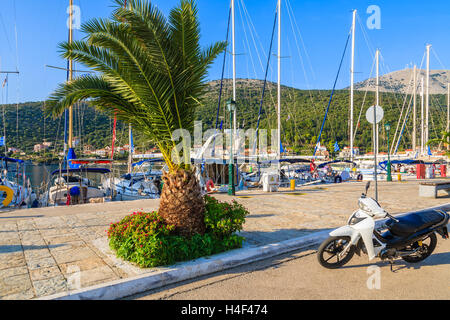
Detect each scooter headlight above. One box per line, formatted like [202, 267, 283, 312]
[349, 211, 367, 225]
[358, 199, 373, 214]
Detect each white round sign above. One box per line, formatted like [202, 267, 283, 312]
[366, 105, 384, 124]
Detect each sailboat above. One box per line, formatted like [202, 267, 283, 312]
[0, 49, 36, 209]
[39, 0, 113, 206]
[103, 128, 163, 201]
[0, 156, 36, 209]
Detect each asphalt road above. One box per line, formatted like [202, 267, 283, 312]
[130, 235, 450, 300]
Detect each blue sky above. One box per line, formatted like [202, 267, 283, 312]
[0, 0, 449, 103]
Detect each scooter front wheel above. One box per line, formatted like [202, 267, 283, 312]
[317, 236, 355, 269]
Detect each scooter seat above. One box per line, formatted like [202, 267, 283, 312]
[387, 210, 444, 237]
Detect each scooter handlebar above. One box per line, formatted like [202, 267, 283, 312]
[385, 212, 399, 223]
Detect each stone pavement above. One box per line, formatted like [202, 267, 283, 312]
[0, 180, 448, 299]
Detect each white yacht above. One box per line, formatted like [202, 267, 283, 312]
[39, 162, 112, 206]
[104, 159, 164, 201]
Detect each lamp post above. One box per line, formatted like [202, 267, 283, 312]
[385, 122, 392, 182]
[227, 100, 236, 196]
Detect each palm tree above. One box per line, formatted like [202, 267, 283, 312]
[46, 0, 226, 237]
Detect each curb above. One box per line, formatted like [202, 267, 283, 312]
[38, 204, 450, 300]
[38, 230, 332, 300]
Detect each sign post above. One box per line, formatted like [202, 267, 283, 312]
[366, 105, 384, 201]
[227, 100, 236, 196]
[385, 122, 392, 182]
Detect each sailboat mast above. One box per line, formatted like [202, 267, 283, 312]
[128, 124, 132, 174]
[375, 49, 380, 157]
[447, 83, 449, 151]
[374, 49, 379, 201]
[413, 65, 417, 152]
[68, 0, 74, 150]
[421, 76, 424, 155]
[0, 62, 19, 156]
[3, 73, 7, 156]
[277, 0, 281, 167]
[350, 9, 356, 161]
[231, 0, 236, 136]
[425, 44, 431, 148]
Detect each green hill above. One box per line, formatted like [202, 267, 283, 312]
[199, 79, 448, 155]
[0, 101, 152, 159]
[0, 79, 447, 159]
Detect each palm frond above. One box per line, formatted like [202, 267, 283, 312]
[47, 0, 225, 172]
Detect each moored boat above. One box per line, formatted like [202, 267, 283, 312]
[0, 157, 36, 209]
[39, 159, 112, 206]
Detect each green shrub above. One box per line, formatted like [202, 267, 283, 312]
[204, 195, 248, 237]
[107, 196, 249, 268]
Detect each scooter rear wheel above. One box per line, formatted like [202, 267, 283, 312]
[401, 233, 437, 263]
[317, 236, 355, 269]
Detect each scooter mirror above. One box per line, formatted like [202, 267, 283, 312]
[364, 181, 371, 195]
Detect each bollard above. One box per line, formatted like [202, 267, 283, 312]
[397, 174, 402, 181]
[290, 179, 296, 191]
[441, 164, 447, 177]
[416, 164, 426, 179]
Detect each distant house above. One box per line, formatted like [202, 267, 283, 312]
[34, 143, 50, 153]
[116, 146, 126, 155]
[95, 149, 108, 157]
[8, 147, 21, 154]
[339, 146, 360, 158]
[315, 145, 329, 158]
[72, 137, 81, 147]
[83, 145, 94, 153]
[34, 141, 53, 153]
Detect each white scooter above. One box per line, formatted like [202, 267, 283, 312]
[317, 182, 449, 269]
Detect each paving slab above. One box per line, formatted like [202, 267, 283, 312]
[0, 253, 26, 270]
[0, 180, 448, 299]
[33, 275, 68, 297]
[0, 273, 33, 298]
[29, 266, 62, 281]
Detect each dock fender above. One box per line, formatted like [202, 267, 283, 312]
[0, 185, 14, 208]
[206, 179, 215, 192]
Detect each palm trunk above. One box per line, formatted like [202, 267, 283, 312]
[159, 168, 206, 237]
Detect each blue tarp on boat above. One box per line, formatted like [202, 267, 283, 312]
[378, 159, 425, 170]
[258, 158, 312, 164]
[317, 160, 356, 169]
[67, 148, 80, 169]
[0, 156, 24, 164]
[132, 158, 164, 167]
[51, 168, 111, 176]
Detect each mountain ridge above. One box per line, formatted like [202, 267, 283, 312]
[353, 69, 450, 94]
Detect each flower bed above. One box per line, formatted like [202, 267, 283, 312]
[107, 196, 249, 268]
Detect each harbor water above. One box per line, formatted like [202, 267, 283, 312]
[24, 163, 130, 195]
